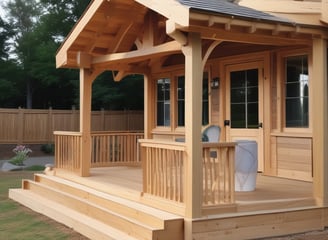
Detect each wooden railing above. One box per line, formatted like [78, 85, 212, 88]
[54, 131, 82, 173]
[54, 131, 144, 173]
[140, 140, 186, 203]
[140, 140, 236, 214]
[202, 143, 236, 207]
[91, 131, 144, 167]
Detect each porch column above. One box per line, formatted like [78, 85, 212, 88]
[312, 38, 328, 206]
[143, 73, 154, 139]
[79, 68, 93, 177]
[183, 32, 203, 219]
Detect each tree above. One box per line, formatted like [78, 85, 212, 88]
[3, 0, 41, 108]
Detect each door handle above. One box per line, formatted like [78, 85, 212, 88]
[224, 120, 230, 126]
[258, 122, 263, 128]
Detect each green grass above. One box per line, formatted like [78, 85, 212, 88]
[0, 171, 88, 240]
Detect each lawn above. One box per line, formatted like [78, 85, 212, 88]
[0, 171, 89, 240]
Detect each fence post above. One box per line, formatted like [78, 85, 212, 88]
[48, 107, 53, 142]
[17, 107, 24, 144]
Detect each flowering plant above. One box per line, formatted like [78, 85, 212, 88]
[9, 145, 32, 166]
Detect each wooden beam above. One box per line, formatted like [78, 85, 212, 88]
[182, 32, 203, 220]
[186, 25, 312, 46]
[322, 0, 328, 24]
[56, 0, 105, 68]
[92, 41, 182, 67]
[202, 40, 222, 69]
[312, 38, 328, 206]
[77, 52, 92, 68]
[190, 12, 328, 39]
[134, 0, 190, 27]
[166, 20, 188, 46]
[107, 22, 134, 53]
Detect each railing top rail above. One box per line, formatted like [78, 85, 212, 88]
[91, 131, 143, 136]
[54, 131, 82, 136]
[202, 142, 237, 148]
[139, 139, 186, 151]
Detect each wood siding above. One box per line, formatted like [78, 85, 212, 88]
[273, 136, 313, 181]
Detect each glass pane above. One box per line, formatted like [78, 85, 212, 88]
[230, 71, 245, 88]
[247, 86, 258, 103]
[285, 55, 309, 128]
[157, 102, 164, 126]
[202, 74, 209, 126]
[247, 103, 259, 128]
[231, 88, 245, 103]
[177, 100, 184, 127]
[230, 68, 258, 129]
[157, 78, 170, 126]
[231, 103, 246, 128]
[286, 98, 308, 127]
[246, 69, 258, 86]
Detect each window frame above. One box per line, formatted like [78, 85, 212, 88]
[277, 49, 312, 133]
[153, 71, 210, 133]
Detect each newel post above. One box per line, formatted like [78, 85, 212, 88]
[183, 32, 203, 219]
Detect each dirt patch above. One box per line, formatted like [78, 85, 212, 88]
[0, 144, 51, 160]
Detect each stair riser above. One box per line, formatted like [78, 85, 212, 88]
[34, 174, 164, 229]
[24, 180, 155, 240]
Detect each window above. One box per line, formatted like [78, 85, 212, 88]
[285, 55, 309, 128]
[156, 74, 209, 128]
[157, 78, 170, 126]
[230, 69, 259, 128]
[177, 76, 185, 127]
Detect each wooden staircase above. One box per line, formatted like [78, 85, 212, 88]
[9, 173, 184, 240]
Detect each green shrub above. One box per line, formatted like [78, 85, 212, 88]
[40, 143, 55, 154]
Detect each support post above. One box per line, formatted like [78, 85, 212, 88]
[312, 38, 328, 206]
[183, 32, 203, 220]
[143, 73, 154, 139]
[79, 68, 93, 177]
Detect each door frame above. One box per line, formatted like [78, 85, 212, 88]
[218, 52, 271, 173]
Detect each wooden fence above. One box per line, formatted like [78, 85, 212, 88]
[0, 108, 144, 144]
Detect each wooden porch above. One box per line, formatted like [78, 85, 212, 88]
[55, 167, 315, 215]
[10, 131, 325, 239]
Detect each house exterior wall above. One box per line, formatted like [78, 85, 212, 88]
[149, 45, 315, 181]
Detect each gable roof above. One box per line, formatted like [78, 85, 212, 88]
[56, 0, 325, 70]
[178, 0, 293, 24]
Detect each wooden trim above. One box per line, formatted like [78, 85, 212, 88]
[56, 0, 104, 68]
[312, 38, 328, 206]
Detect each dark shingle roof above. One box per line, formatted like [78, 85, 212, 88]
[178, 0, 294, 24]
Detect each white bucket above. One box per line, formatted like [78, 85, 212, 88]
[235, 140, 258, 191]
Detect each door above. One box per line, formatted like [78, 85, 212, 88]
[225, 62, 264, 171]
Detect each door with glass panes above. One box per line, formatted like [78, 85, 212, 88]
[225, 61, 264, 171]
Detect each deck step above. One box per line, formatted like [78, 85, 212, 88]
[9, 189, 138, 240]
[9, 173, 184, 240]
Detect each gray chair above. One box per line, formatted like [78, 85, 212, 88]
[203, 125, 221, 143]
[203, 125, 221, 158]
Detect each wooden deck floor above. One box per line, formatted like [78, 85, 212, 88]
[56, 167, 314, 214]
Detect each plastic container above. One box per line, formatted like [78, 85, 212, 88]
[235, 140, 258, 191]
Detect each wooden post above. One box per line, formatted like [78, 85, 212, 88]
[17, 107, 24, 144]
[79, 68, 93, 177]
[143, 73, 154, 139]
[182, 32, 203, 219]
[312, 38, 328, 206]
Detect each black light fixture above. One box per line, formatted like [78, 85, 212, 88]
[211, 77, 219, 89]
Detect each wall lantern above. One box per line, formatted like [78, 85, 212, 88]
[211, 77, 220, 89]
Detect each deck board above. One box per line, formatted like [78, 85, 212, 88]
[55, 167, 313, 213]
